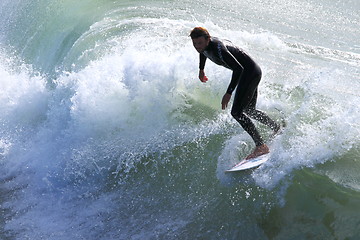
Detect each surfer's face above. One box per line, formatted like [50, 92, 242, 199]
[192, 36, 209, 53]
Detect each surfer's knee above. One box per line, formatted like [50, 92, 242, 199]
[231, 109, 240, 119]
[231, 110, 246, 122]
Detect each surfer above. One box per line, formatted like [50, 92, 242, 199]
[190, 27, 281, 159]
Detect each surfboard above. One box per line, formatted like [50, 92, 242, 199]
[225, 154, 270, 172]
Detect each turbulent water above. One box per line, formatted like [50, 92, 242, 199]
[0, 0, 359, 239]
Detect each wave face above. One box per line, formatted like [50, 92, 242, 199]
[1, 0, 360, 239]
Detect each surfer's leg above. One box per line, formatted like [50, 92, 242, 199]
[232, 112, 265, 147]
[231, 74, 265, 147]
[231, 70, 270, 159]
[245, 90, 280, 133]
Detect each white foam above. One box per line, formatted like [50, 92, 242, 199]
[217, 65, 360, 191]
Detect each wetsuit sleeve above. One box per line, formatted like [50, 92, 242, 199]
[221, 48, 244, 94]
[199, 53, 207, 70]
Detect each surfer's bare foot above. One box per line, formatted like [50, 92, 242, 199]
[246, 144, 269, 160]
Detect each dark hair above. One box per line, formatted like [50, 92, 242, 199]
[189, 27, 210, 40]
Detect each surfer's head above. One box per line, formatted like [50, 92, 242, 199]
[190, 27, 210, 40]
[190, 27, 210, 53]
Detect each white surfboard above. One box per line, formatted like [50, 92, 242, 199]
[225, 154, 270, 172]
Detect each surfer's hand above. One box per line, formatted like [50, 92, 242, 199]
[199, 70, 208, 82]
[221, 93, 231, 110]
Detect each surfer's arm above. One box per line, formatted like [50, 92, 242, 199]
[221, 93, 231, 110]
[221, 49, 244, 94]
[218, 48, 244, 109]
[199, 53, 206, 70]
[199, 53, 208, 82]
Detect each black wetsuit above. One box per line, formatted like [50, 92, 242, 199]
[200, 37, 279, 146]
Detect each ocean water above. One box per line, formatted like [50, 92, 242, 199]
[0, 0, 359, 239]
